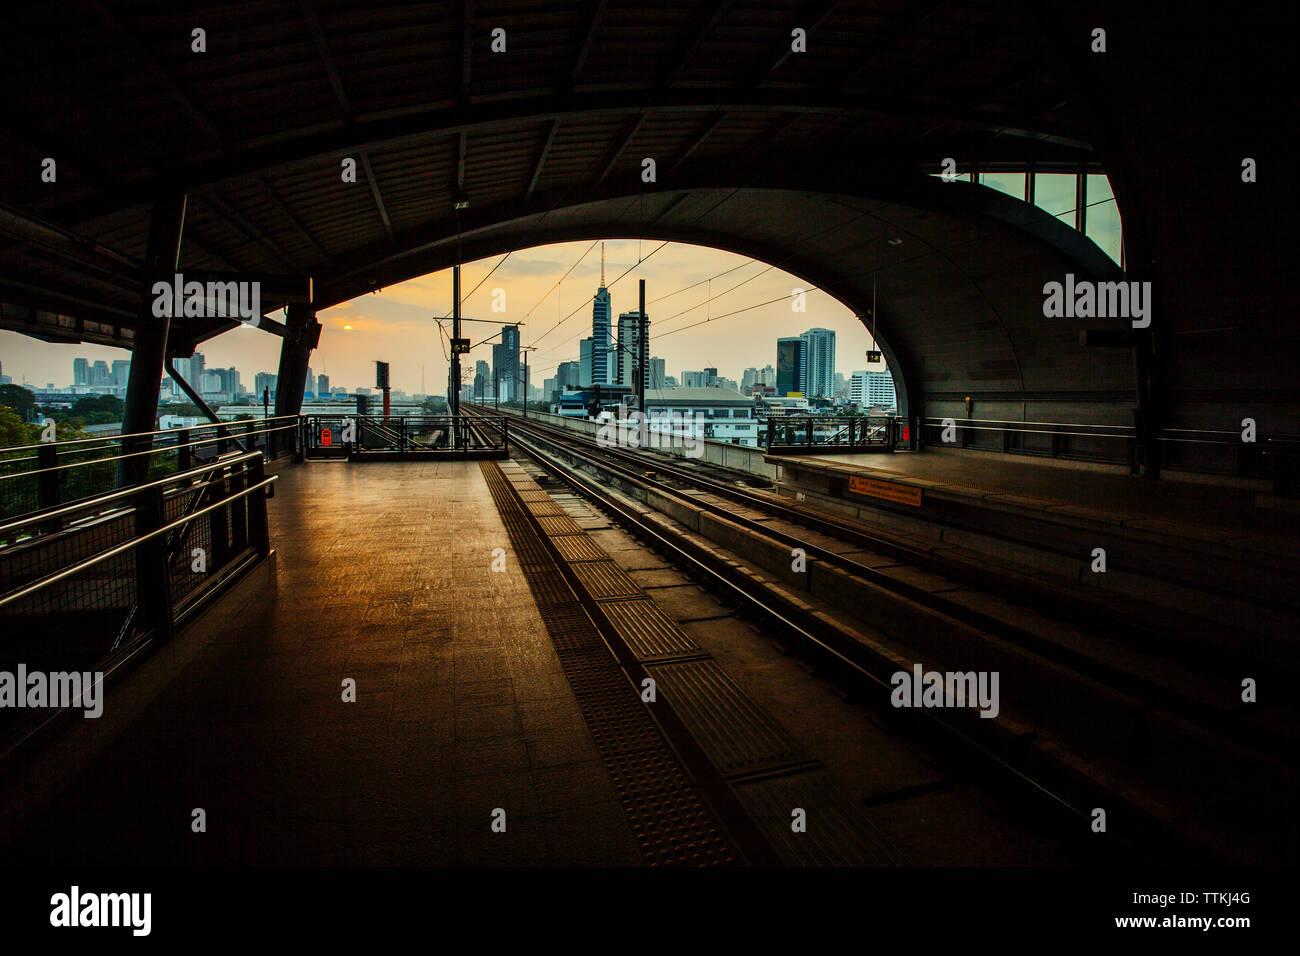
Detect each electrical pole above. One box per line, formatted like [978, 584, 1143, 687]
[636, 278, 648, 412]
[451, 263, 462, 449]
[519, 346, 537, 419]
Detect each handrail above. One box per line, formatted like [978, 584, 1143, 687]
[0, 413, 303, 454]
[0, 422, 298, 482]
[0, 474, 277, 610]
[921, 416, 1133, 430]
[0, 451, 264, 536]
[927, 422, 1131, 440]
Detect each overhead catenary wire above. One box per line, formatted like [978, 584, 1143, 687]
[527, 240, 669, 349]
[473, 186, 1129, 381]
[435, 252, 513, 319]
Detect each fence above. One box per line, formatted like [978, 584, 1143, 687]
[300, 415, 510, 458]
[919, 417, 1300, 490]
[0, 415, 298, 523]
[763, 415, 910, 454]
[0, 450, 274, 748]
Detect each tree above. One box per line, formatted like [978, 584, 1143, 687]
[0, 403, 27, 447]
[71, 395, 125, 417]
[0, 384, 35, 418]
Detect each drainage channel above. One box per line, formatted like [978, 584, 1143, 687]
[481, 459, 898, 865]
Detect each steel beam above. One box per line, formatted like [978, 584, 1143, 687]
[274, 301, 320, 421]
[119, 194, 187, 487]
[360, 152, 395, 241]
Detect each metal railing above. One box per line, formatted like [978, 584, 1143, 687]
[0, 415, 299, 523]
[763, 415, 910, 453]
[920, 416, 1134, 464]
[300, 414, 510, 457]
[0, 451, 275, 748]
[919, 417, 1300, 490]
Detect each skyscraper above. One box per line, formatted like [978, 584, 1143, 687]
[111, 360, 130, 387]
[91, 360, 110, 386]
[316, 373, 329, 397]
[591, 245, 611, 386]
[501, 325, 520, 401]
[254, 372, 277, 401]
[579, 338, 594, 387]
[616, 311, 644, 386]
[776, 337, 804, 395]
[557, 361, 581, 391]
[800, 328, 836, 399]
[648, 357, 666, 389]
[491, 343, 504, 398]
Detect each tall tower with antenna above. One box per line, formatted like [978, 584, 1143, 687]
[592, 242, 611, 386]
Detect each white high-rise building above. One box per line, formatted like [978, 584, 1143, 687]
[849, 370, 896, 410]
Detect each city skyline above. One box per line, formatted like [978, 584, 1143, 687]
[0, 240, 882, 399]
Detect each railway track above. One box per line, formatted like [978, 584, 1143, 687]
[467, 405, 1300, 865]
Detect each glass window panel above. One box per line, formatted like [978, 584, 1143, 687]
[979, 171, 1025, 200]
[1033, 173, 1077, 226]
[1085, 174, 1123, 266]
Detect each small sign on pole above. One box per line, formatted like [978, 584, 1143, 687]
[451, 337, 470, 354]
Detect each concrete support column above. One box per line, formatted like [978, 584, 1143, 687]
[274, 301, 321, 421]
[119, 194, 187, 488]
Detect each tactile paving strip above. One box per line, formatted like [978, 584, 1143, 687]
[732, 770, 904, 866]
[646, 658, 817, 780]
[550, 534, 609, 563]
[481, 461, 736, 866]
[534, 515, 585, 536]
[600, 597, 704, 661]
[516, 489, 554, 503]
[569, 559, 644, 601]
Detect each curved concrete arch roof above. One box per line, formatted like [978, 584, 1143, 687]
[0, 2, 1291, 431]
[316, 177, 1131, 419]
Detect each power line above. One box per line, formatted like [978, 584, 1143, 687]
[655, 289, 821, 341]
[646, 258, 758, 305]
[527, 241, 668, 349]
[523, 240, 600, 319]
[655, 263, 775, 328]
[436, 252, 512, 319]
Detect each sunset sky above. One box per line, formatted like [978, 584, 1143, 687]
[0, 239, 883, 396]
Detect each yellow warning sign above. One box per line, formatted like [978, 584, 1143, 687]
[848, 475, 923, 507]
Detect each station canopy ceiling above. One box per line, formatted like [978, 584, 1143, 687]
[0, 0, 1114, 408]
